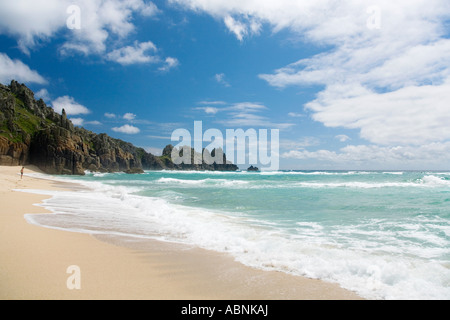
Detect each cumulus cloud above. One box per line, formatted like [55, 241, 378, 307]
[0, 53, 47, 84]
[106, 41, 159, 65]
[203, 107, 220, 114]
[0, 0, 160, 55]
[173, 0, 450, 164]
[105, 41, 179, 70]
[52, 96, 90, 115]
[112, 124, 140, 134]
[224, 15, 250, 41]
[282, 143, 450, 169]
[0, 0, 175, 70]
[35, 88, 51, 102]
[70, 118, 84, 126]
[0, 0, 66, 54]
[159, 57, 180, 72]
[306, 80, 450, 146]
[70, 118, 103, 126]
[123, 113, 137, 121]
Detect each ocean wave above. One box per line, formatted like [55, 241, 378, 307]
[156, 177, 249, 187]
[19, 172, 450, 300]
[260, 171, 374, 176]
[419, 175, 450, 186]
[290, 176, 450, 189]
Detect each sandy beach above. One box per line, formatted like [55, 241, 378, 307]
[0, 165, 362, 300]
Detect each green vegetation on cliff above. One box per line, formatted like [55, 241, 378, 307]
[0, 81, 238, 175]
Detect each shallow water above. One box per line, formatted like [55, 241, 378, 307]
[24, 170, 450, 300]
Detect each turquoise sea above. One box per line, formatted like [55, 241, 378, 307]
[24, 170, 450, 300]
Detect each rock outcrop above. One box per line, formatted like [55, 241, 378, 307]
[0, 81, 238, 174]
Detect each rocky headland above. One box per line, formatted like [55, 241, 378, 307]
[0, 81, 238, 175]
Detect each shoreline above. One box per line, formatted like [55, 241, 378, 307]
[0, 165, 363, 300]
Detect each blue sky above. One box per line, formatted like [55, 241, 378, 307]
[1, 0, 450, 170]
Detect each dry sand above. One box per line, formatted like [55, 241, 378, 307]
[0, 165, 362, 300]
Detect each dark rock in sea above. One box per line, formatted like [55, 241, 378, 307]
[0, 80, 238, 174]
[247, 165, 260, 172]
[124, 168, 145, 174]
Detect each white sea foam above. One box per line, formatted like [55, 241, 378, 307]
[259, 171, 373, 176]
[157, 177, 207, 185]
[383, 172, 404, 175]
[18, 175, 450, 300]
[156, 177, 249, 187]
[289, 177, 450, 189]
[420, 175, 450, 186]
[293, 181, 412, 189]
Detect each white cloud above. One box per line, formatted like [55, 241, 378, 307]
[144, 146, 163, 156]
[196, 107, 220, 115]
[198, 100, 226, 105]
[112, 124, 140, 134]
[217, 101, 294, 129]
[159, 57, 180, 72]
[282, 143, 450, 169]
[0, 53, 47, 84]
[106, 41, 159, 65]
[0, 0, 66, 54]
[253, 2, 450, 148]
[195, 100, 227, 115]
[203, 107, 219, 114]
[104, 112, 117, 118]
[214, 73, 230, 87]
[335, 135, 351, 143]
[35, 88, 51, 102]
[52, 96, 90, 115]
[140, 1, 160, 17]
[306, 80, 450, 145]
[147, 135, 172, 140]
[85, 120, 102, 126]
[224, 15, 248, 41]
[288, 112, 304, 118]
[172, 0, 450, 155]
[194, 100, 294, 129]
[70, 118, 84, 126]
[230, 102, 267, 111]
[0, 0, 160, 55]
[123, 113, 137, 121]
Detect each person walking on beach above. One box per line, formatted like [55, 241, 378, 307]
[20, 167, 24, 179]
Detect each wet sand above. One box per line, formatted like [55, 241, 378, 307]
[0, 165, 362, 300]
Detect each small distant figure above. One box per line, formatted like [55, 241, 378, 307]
[20, 167, 24, 179]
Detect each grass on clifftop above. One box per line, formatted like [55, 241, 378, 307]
[0, 95, 53, 143]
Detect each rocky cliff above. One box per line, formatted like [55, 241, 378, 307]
[0, 81, 238, 174]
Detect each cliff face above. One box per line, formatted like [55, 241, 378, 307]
[0, 81, 238, 174]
